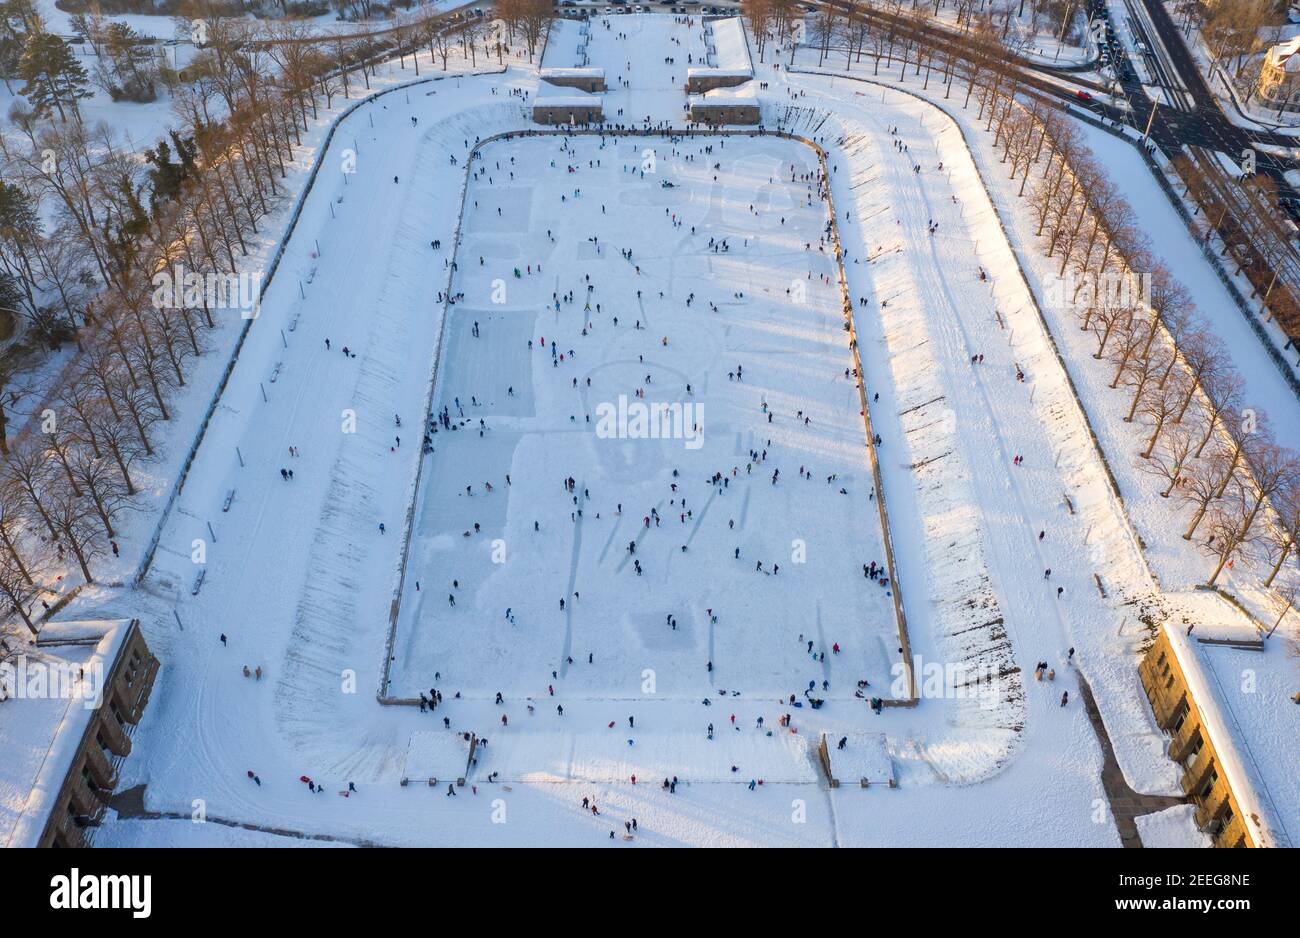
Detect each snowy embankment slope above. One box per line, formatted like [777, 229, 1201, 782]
[791, 92, 1145, 791]
[785, 49, 1298, 810]
[828, 128, 1030, 783]
[780, 71, 1182, 797]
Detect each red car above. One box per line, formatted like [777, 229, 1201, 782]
[1075, 90, 1093, 102]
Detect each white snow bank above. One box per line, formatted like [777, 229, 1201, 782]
[1134, 803, 1211, 848]
[404, 730, 474, 781]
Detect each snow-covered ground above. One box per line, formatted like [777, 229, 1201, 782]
[20, 14, 1296, 849]
[786, 39, 1297, 841]
[94, 67, 1107, 847]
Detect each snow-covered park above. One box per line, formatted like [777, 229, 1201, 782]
[5, 12, 1295, 851]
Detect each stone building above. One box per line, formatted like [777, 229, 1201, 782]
[533, 97, 605, 126]
[1138, 620, 1298, 848]
[1256, 37, 1300, 113]
[0, 618, 158, 848]
[539, 67, 607, 93]
[689, 82, 760, 126]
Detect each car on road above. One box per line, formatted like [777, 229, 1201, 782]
[1075, 90, 1093, 102]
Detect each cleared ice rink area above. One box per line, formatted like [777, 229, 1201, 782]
[391, 135, 900, 715]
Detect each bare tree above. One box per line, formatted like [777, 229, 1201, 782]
[1137, 371, 1189, 459]
[1262, 476, 1300, 588]
[1203, 442, 1299, 585]
[46, 481, 101, 584]
[1140, 421, 1196, 498]
[4, 446, 59, 542]
[69, 449, 130, 540]
[0, 547, 42, 635]
[0, 482, 37, 587]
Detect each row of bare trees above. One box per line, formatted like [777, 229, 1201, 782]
[828, 0, 1300, 617]
[0, 4, 488, 632]
[794, 0, 1300, 608]
[787, 0, 1300, 610]
[966, 70, 1300, 600]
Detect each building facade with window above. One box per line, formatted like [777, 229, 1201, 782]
[0, 618, 158, 848]
[1256, 37, 1300, 112]
[1138, 620, 1297, 848]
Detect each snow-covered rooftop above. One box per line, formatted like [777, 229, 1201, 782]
[1162, 611, 1299, 848]
[535, 82, 600, 103]
[0, 618, 135, 848]
[690, 81, 759, 106]
[540, 67, 605, 80]
[1266, 36, 1300, 74]
[534, 81, 604, 117]
[711, 17, 751, 73]
[687, 67, 754, 79]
